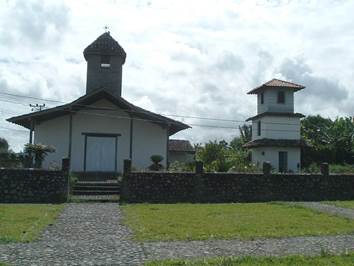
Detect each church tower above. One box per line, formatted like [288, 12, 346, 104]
[83, 31, 126, 97]
[243, 79, 306, 173]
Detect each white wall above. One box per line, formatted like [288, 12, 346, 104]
[257, 89, 294, 114]
[34, 115, 69, 169]
[251, 147, 301, 172]
[34, 98, 169, 172]
[132, 119, 168, 170]
[70, 99, 131, 172]
[252, 116, 300, 140]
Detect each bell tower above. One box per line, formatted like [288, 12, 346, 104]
[83, 31, 126, 97]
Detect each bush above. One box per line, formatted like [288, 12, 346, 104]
[169, 161, 195, 172]
[302, 163, 354, 174]
[24, 143, 55, 168]
[148, 155, 164, 171]
[150, 155, 163, 164]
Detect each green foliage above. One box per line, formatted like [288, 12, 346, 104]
[69, 174, 78, 195]
[303, 163, 354, 174]
[196, 140, 254, 173]
[169, 161, 195, 172]
[150, 155, 164, 164]
[0, 137, 22, 168]
[301, 115, 354, 166]
[146, 253, 354, 266]
[122, 203, 354, 241]
[149, 155, 164, 171]
[194, 124, 255, 172]
[24, 143, 55, 168]
[0, 137, 9, 153]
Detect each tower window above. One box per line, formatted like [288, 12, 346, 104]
[101, 55, 111, 68]
[260, 92, 264, 104]
[257, 120, 261, 136]
[277, 91, 285, 103]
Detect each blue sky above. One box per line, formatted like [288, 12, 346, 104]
[1, 0, 354, 151]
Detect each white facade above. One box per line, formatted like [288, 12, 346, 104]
[34, 99, 168, 172]
[251, 147, 301, 173]
[247, 80, 304, 173]
[257, 89, 294, 114]
[251, 116, 300, 140]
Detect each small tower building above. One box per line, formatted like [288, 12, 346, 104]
[84, 31, 126, 97]
[243, 79, 306, 172]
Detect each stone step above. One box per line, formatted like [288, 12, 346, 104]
[72, 190, 119, 195]
[75, 181, 119, 186]
[74, 185, 120, 190]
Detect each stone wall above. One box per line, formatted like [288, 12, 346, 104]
[121, 172, 354, 203]
[0, 168, 68, 203]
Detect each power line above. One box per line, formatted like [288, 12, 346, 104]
[0, 92, 63, 103]
[0, 126, 28, 133]
[0, 91, 304, 128]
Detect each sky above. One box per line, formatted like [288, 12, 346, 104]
[0, 0, 354, 152]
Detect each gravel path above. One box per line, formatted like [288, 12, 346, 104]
[289, 202, 354, 220]
[0, 203, 145, 266]
[143, 235, 354, 261]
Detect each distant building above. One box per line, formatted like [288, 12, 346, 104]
[243, 79, 307, 172]
[7, 32, 190, 172]
[168, 139, 195, 164]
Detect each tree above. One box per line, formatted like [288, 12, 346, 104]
[0, 137, 9, 153]
[301, 115, 354, 166]
[230, 124, 252, 151]
[24, 144, 55, 168]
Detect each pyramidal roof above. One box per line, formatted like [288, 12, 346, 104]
[247, 78, 305, 94]
[83, 32, 126, 62]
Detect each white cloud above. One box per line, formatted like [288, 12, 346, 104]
[1, 0, 354, 151]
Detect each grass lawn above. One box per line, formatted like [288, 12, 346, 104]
[122, 203, 354, 241]
[0, 204, 64, 243]
[324, 200, 354, 209]
[146, 254, 354, 266]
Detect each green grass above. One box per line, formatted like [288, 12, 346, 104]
[324, 201, 354, 209]
[0, 204, 64, 243]
[122, 203, 354, 241]
[146, 254, 354, 266]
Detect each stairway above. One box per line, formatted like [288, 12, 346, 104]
[73, 181, 120, 196]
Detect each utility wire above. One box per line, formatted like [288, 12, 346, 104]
[0, 92, 303, 127]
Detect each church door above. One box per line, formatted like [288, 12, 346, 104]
[83, 133, 119, 172]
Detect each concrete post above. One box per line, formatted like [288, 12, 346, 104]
[123, 159, 132, 176]
[195, 161, 204, 174]
[62, 158, 70, 201]
[320, 163, 329, 176]
[263, 162, 271, 175]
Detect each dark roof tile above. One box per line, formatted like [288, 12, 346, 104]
[247, 78, 305, 94]
[169, 139, 195, 152]
[243, 138, 309, 148]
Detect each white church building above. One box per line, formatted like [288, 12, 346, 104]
[7, 32, 189, 173]
[243, 79, 306, 173]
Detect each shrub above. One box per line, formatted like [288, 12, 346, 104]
[150, 155, 163, 164]
[169, 161, 195, 172]
[24, 143, 55, 168]
[149, 155, 164, 171]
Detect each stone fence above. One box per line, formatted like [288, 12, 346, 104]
[0, 158, 70, 203]
[120, 160, 354, 203]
